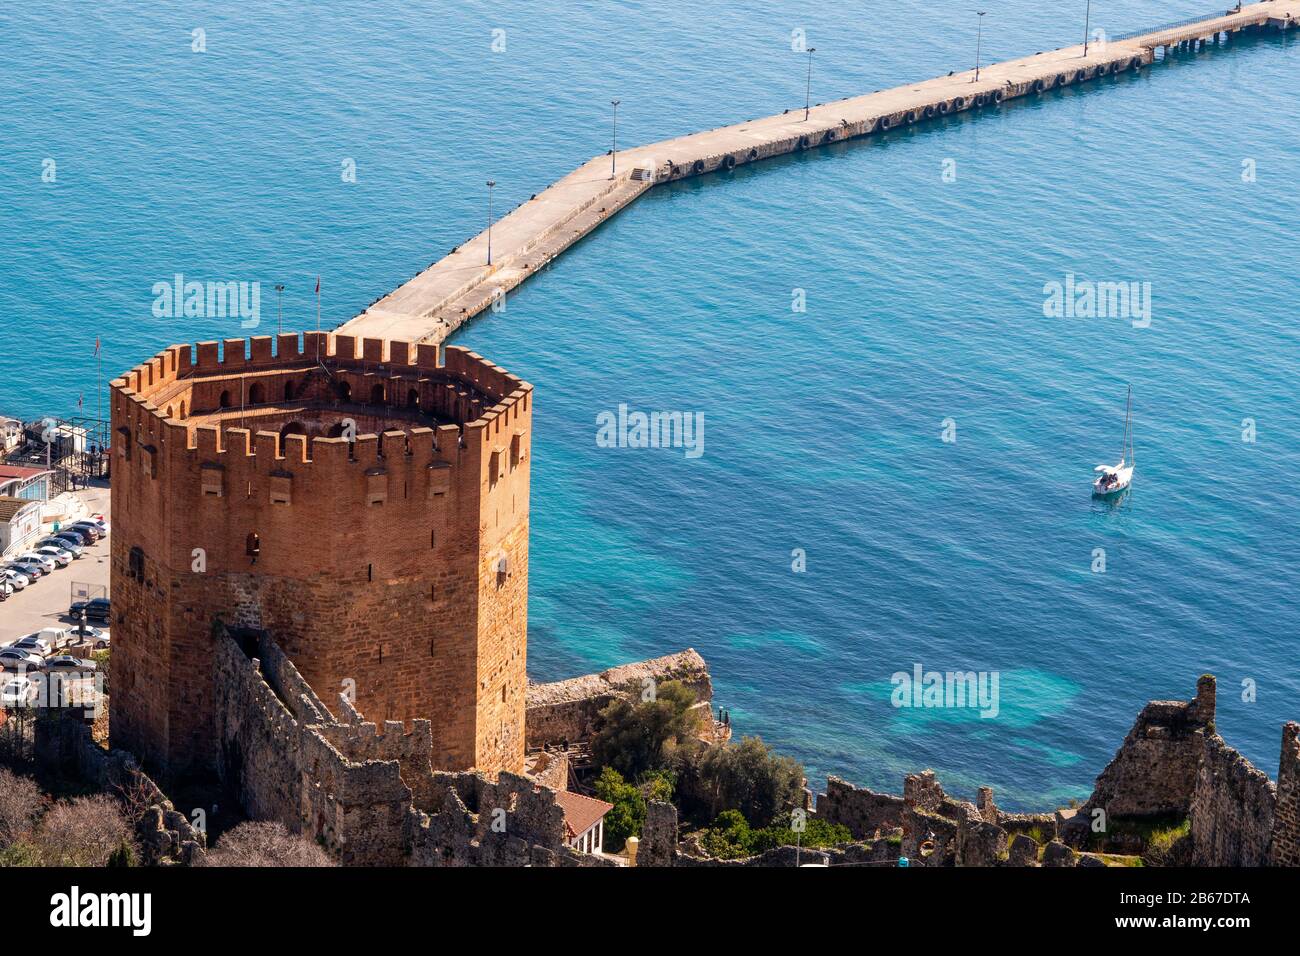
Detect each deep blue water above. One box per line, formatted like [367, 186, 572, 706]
[3, 1, 1298, 808]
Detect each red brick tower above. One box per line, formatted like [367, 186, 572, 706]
[108, 333, 531, 779]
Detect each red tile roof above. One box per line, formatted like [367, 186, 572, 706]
[0, 465, 49, 480]
[554, 789, 613, 839]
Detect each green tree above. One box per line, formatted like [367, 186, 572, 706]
[106, 838, 136, 867]
[590, 680, 703, 780]
[592, 767, 645, 852]
[695, 736, 804, 824]
[639, 768, 675, 805]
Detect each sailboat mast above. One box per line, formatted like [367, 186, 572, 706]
[1124, 384, 1133, 465]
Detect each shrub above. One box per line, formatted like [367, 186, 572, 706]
[0, 767, 42, 848]
[200, 821, 335, 867]
[35, 794, 131, 866]
[697, 809, 850, 859]
[593, 767, 645, 852]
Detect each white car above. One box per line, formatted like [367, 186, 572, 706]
[0, 676, 36, 708]
[16, 552, 55, 574]
[2, 568, 29, 590]
[0, 648, 44, 670]
[35, 546, 72, 568]
[14, 634, 53, 655]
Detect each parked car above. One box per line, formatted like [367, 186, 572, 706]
[53, 528, 92, 547]
[69, 597, 111, 622]
[0, 648, 44, 670]
[34, 546, 72, 568]
[15, 553, 55, 574]
[0, 580, 10, 601]
[60, 523, 98, 543]
[70, 520, 104, 540]
[37, 536, 83, 558]
[77, 514, 108, 533]
[68, 625, 109, 648]
[45, 656, 96, 673]
[0, 675, 36, 708]
[8, 559, 45, 580]
[2, 568, 30, 590]
[14, 635, 53, 656]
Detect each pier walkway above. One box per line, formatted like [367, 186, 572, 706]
[340, 2, 1299, 345]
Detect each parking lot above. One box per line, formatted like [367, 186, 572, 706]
[1, 484, 111, 671]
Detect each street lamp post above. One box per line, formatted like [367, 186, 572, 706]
[610, 99, 620, 179]
[274, 283, 284, 336]
[804, 48, 817, 121]
[1083, 0, 1093, 56]
[486, 180, 496, 266]
[973, 12, 987, 83]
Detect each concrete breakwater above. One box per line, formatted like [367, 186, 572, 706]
[340, 2, 1300, 346]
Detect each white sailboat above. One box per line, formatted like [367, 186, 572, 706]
[1093, 385, 1135, 496]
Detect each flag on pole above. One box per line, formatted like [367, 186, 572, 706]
[315, 276, 320, 295]
[78, 394, 83, 408]
[94, 337, 100, 356]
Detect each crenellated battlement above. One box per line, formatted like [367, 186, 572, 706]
[109, 335, 533, 501]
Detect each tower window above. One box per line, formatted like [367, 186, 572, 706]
[246, 532, 260, 559]
[128, 546, 145, 582]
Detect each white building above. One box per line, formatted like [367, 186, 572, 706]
[554, 789, 613, 856]
[0, 496, 43, 558]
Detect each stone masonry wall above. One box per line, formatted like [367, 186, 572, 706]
[525, 649, 712, 749]
[1189, 732, 1276, 866]
[1268, 722, 1300, 866]
[815, 775, 905, 839]
[1082, 675, 1217, 821]
[213, 628, 615, 866]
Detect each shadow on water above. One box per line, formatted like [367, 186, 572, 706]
[1091, 485, 1135, 516]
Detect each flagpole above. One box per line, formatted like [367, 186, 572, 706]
[315, 277, 321, 364]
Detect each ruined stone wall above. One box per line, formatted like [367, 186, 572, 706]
[213, 629, 414, 864]
[815, 775, 905, 839]
[34, 708, 206, 865]
[1189, 733, 1276, 866]
[1267, 722, 1300, 866]
[213, 629, 615, 866]
[525, 649, 712, 748]
[1082, 676, 1216, 821]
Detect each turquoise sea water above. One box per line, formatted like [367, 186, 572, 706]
[3, 1, 1298, 808]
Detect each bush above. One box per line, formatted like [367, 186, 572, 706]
[0, 767, 42, 848]
[36, 794, 132, 866]
[590, 681, 704, 781]
[200, 821, 335, 867]
[106, 839, 136, 867]
[593, 767, 644, 852]
[697, 809, 851, 860]
[693, 737, 804, 824]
